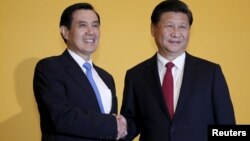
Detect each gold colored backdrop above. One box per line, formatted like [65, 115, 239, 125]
[1, 0, 250, 141]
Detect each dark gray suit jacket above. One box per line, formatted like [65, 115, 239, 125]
[121, 52, 235, 141]
[33, 50, 118, 141]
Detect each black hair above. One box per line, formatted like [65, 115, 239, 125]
[151, 0, 193, 26]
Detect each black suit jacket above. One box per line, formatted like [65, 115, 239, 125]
[33, 50, 118, 141]
[120, 52, 235, 141]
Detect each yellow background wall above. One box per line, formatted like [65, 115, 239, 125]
[1, 0, 250, 141]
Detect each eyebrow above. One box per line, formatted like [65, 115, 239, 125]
[77, 20, 99, 24]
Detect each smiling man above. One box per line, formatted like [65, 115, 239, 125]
[120, 0, 235, 141]
[33, 3, 127, 141]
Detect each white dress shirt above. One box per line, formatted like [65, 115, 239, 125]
[157, 52, 186, 112]
[68, 49, 112, 114]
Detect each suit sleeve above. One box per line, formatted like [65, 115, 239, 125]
[120, 70, 140, 140]
[212, 65, 236, 124]
[33, 59, 117, 140]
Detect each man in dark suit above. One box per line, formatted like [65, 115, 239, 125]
[33, 3, 127, 141]
[120, 1, 235, 141]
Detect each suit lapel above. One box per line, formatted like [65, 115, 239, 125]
[174, 53, 197, 119]
[144, 54, 171, 119]
[94, 65, 117, 114]
[61, 50, 101, 112]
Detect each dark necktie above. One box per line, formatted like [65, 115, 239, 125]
[162, 62, 174, 119]
[83, 62, 105, 113]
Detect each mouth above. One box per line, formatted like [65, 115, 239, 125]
[169, 40, 181, 45]
[84, 39, 95, 43]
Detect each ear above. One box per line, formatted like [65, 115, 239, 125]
[60, 26, 69, 40]
[151, 23, 155, 37]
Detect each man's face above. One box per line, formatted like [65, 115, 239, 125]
[151, 12, 190, 60]
[63, 9, 100, 60]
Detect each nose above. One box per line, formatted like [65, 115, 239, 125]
[170, 27, 180, 38]
[86, 26, 94, 35]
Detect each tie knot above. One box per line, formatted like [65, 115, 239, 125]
[83, 62, 92, 70]
[166, 62, 174, 70]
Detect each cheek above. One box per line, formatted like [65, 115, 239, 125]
[94, 28, 100, 35]
[185, 34, 190, 41]
[163, 29, 173, 37]
[183, 30, 190, 37]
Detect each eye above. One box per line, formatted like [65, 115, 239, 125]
[92, 21, 100, 28]
[180, 25, 187, 29]
[165, 24, 174, 28]
[92, 23, 100, 28]
[79, 23, 87, 27]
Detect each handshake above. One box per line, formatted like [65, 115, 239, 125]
[114, 114, 127, 140]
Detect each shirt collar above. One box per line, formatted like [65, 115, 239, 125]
[157, 52, 186, 72]
[67, 48, 93, 68]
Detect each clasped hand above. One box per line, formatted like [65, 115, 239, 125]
[113, 114, 127, 140]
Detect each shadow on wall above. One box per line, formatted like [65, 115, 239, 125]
[0, 58, 41, 141]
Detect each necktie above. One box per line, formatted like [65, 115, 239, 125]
[83, 62, 105, 113]
[162, 62, 174, 119]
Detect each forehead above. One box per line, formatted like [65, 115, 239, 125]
[72, 9, 98, 22]
[160, 12, 189, 23]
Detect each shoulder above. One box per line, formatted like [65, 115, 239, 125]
[185, 53, 224, 76]
[186, 53, 220, 67]
[127, 54, 157, 72]
[35, 55, 61, 70]
[35, 50, 69, 70]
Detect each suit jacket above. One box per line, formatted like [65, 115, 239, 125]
[33, 50, 118, 141]
[120, 52, 235, 141]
